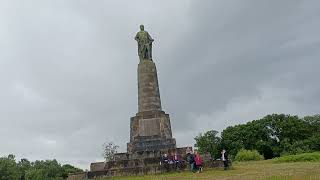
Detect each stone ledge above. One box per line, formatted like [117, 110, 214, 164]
[71, 159, 231, 180]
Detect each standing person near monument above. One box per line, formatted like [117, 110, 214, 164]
[221, 149, 229, 170]
[186, 151, 196, 173]
[195, 151, 203, 173]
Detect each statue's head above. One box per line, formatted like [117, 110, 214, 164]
[140, 24, 144, 31]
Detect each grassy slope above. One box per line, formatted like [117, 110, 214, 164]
[99, 160, 320, 180]
[273, 152, 320, 163]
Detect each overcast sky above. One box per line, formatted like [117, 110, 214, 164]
[1, 0, 319, 169]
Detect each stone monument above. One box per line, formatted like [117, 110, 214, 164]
[67, 25, 195, 180]
[127, 24, 176, 153]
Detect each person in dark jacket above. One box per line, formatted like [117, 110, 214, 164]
[221, 149, 229, 170]
[160, 153, 170, 172]
[186, 152, 196, 172]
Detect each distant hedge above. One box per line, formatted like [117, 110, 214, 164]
[235, 149, 264, 161]
[273, 152, 320, 163]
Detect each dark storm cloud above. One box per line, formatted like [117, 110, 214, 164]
[0, 0, 319, 168]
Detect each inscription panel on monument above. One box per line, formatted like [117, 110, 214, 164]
[139, 118, 160, 136]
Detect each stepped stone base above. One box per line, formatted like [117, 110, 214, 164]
[68, 147, 191, 180]
[67, 147, 232, 180]
[127, 110, 176, 153]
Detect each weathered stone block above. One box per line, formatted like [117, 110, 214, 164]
[128, 110, 175, 153]
[90, 162, 105, 172]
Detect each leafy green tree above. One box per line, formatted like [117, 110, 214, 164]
[263, 114, 314, 155]
[195, 130, 221, 158]
[26, 160, 64, 180]
[221, 119, 276, 159]
[25, 159, 82, 180]
[220, 114, 316, 159]
[17, 158, 31, 180]
[0, 155, 20, 180]
[264, 114, 311, 144]
[0, 154, 82, 180]
[198, 114, 320, 160]
[61, 164, 83, 178]
[221, 125, 245, 158]
[25, 168, 49, 180]
[303, 114, 320, 133]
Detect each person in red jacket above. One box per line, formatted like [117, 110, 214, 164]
[194, 150, 203, 173]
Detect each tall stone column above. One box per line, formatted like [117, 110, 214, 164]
[127, 60, 176, 153]
[138, 60, 162, 112]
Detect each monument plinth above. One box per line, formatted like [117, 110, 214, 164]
[127, 59, 176, 152]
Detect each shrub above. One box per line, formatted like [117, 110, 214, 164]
[235, 149, 264, 161]
[273, 152, 320, 163]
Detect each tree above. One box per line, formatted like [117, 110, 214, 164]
[195, 130, 221, 159]
[220, 114, 320, 159]
[17, 158, 31, 180]
[303, 114, 320, 133]
[0, 155, 20, 180]
[103, 142, 119, 162]
[25, 159, 64, 180]
[264, 114, 311, 144]
[61, 164, 83, 178]
[0, 154, 83, 180]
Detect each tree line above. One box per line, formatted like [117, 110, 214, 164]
[0, 154, 82, 180]
[195, 114, 320, 159]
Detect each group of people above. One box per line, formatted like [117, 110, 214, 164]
[186, 150, 203, 173]
[160, 149, 229, 173]
[160, 153, 184, 172]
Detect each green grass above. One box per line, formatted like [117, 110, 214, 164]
[98, 160, 320, 180]
[273, 152, 320, 163]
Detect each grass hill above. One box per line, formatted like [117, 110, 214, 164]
[98, 158, 320, 179]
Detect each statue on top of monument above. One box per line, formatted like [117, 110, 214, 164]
[135, 25, 154, 61]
